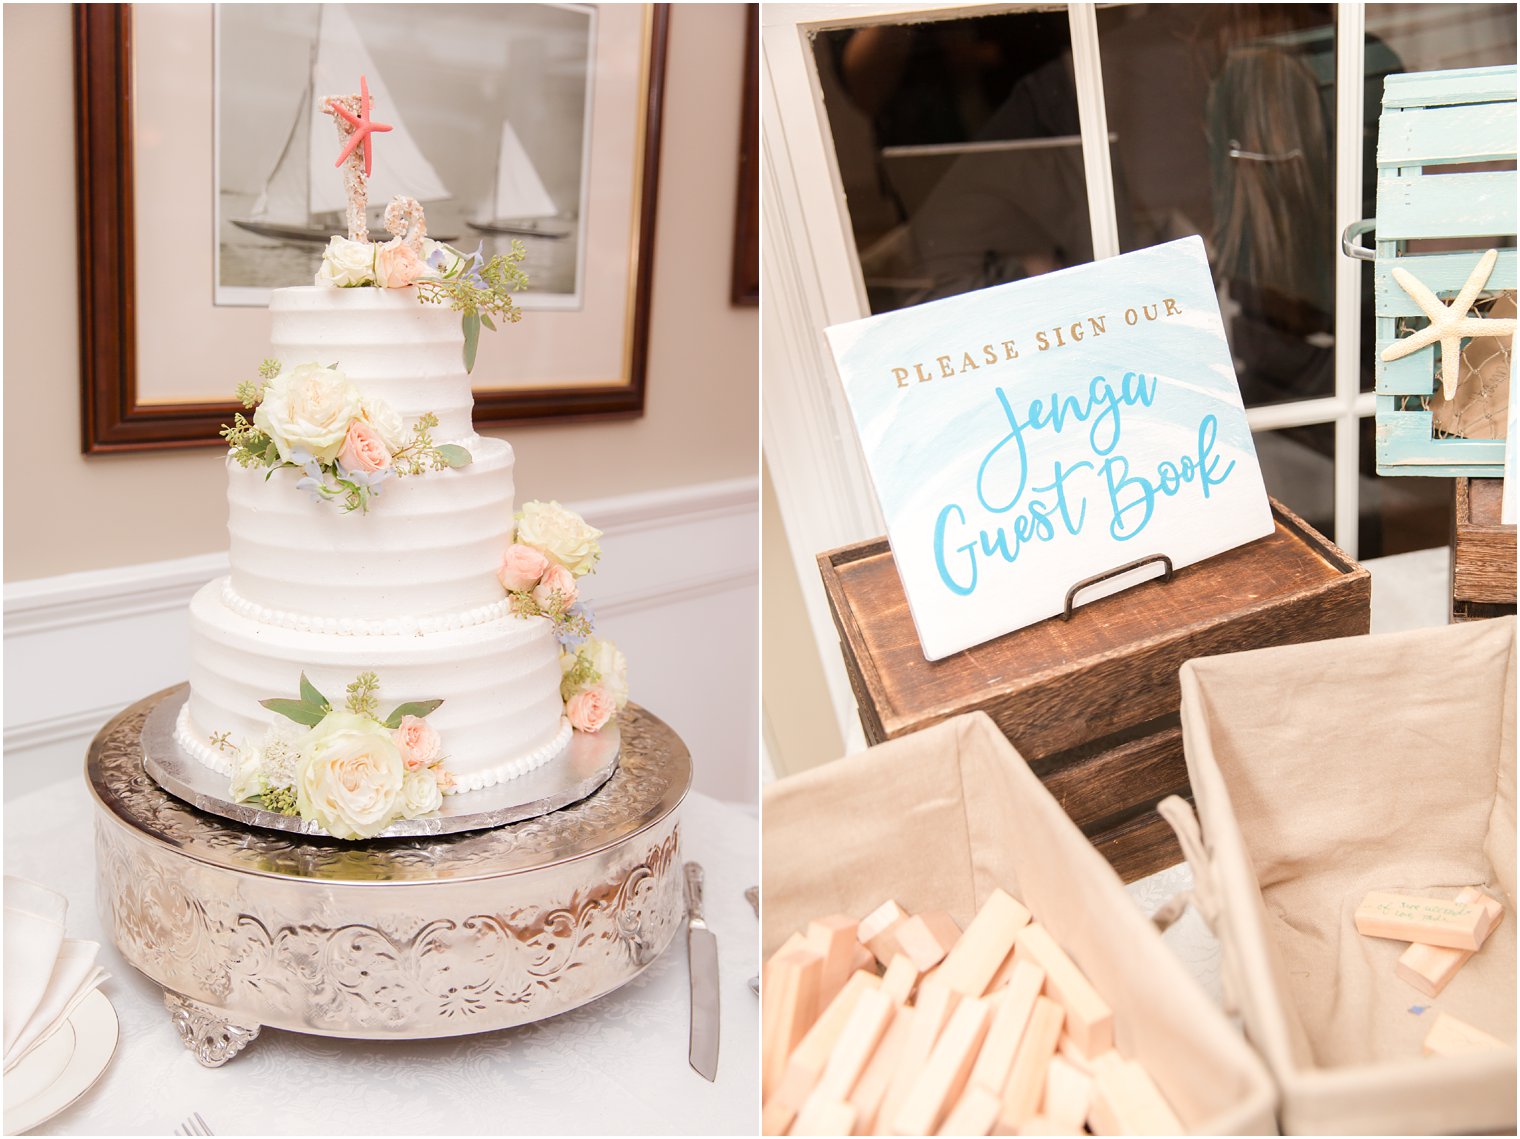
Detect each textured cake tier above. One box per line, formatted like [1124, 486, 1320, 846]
[228, 436, 515, 622]
[269, 286, 475, 442]
[185, 580, 569, 793]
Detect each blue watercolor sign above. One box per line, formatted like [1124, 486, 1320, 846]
[825, 237, 1273, 660]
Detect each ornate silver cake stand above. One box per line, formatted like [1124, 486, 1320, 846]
[87, 685, 691, 1067]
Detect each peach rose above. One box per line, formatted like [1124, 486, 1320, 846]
[531, 563, 578, 610]
[392, 714, 441, 770]
[376, 241, 424, 288]
[337, 418, 392, 474]
[498, 544, 550, 592]
[565, 686, 615, 733]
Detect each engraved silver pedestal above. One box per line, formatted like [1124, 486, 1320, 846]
[88, 686, 691, 1066]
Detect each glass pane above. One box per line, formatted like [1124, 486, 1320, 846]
[1358, 4, 1520, 393]
[1096, 4, 1339, 409]
[812, 12, 1091, 314]
[1252, 423, 1336, 541]
[1357, 416, 1455, 556]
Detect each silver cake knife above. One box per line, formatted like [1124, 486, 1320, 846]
[684, 861, 719, 1081]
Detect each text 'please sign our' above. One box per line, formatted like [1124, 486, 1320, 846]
[825, 236, 1274, 660]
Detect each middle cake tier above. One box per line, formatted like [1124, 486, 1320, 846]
[227, 435, 516, 625]
[185, 578, 569, 794]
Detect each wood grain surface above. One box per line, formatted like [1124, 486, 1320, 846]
[1453, 478, 1517, 612]
[819, 499, 1370, 879]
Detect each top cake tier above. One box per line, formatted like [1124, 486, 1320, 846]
[270, 286, 475, 443]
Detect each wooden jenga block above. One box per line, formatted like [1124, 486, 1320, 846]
[852, 943, 877, 974]
[792, 1099, 858, 1136]
[1014, 923, 1114, 1056]
[762, 932, 807, 995]
[968, 960, 1044, 1094]
[772, 970, 884, 1118]
[896, 911, 963, 972]
[986, 947, 1021, 992]
[878, 976, 963, 1132]
[1020, 1114, 1081, 1135]
[1355, 892, 1487, 950]
[936, 1084, 1001, 1136]
[996, 994, 1065, 1132]
[1041, 1053, 1093, 1131]
[860, 899, 910, 966]
[881, 954, 922, 1005]
[763, 948, 823, 1103]
[889, 998, 994, 1135]
[761, 1099, 794, 1136]
[810, 914, 863, 1009]
[850, 1005, 914, 1134]
[1057, 1035, 1105, 1074]
[1087, 1057, 1183, 1135]
[810, 987, 897, 1106]
[1423, 1011, 1509, 1056]
[1396, 888, 1504, 997]
[937, 888, 1032, 997]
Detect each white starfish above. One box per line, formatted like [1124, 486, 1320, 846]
[1381, 249, 1516, 400]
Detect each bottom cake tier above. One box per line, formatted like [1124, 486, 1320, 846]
[183, 578, 569, 793]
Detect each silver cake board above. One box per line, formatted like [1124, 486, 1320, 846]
[89, 685, 692, 1064]
[142, 686, 620, 839]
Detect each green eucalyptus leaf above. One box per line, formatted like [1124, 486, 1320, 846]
[462, 313, 481, 374]
[259, 698, 327, 726]
[479, 312, 497, 332]
[435, 444, 472, 469]
[382, 699, 445, 728]
[298, 673, 328, 709]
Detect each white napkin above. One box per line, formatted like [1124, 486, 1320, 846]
[4, 877, 108, 1073]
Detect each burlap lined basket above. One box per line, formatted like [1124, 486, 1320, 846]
[1170, 616, 1516, 1135]
[763, 712, 1277, 1134]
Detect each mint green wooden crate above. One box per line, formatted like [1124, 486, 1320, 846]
[1373, 65, 1516, 477]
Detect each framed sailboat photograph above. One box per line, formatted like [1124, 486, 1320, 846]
[215, 4, 594, 310]
[74, 3, 670, 451]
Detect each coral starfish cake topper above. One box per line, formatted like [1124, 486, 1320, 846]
[322, 75, 393, 242]
[1381, 249, 1517, 400]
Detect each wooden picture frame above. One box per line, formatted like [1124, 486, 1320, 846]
[732, 4, 758, 307]
[74, 3, 668, 454]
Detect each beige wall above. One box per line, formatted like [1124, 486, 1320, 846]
[3, 3, 757, 582]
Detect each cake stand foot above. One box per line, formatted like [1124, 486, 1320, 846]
[164, 992, 261, 1067]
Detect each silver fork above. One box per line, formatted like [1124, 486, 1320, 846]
[175, 1113, 213, 1136]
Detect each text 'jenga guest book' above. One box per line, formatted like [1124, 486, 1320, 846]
[825, 237, 1272, 659]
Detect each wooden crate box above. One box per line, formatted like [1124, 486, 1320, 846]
[1373, 65, 1516, 477]
[818, 500, 1369, 882]
[1452, 476, 1517, 621]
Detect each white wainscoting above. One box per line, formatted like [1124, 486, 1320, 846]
[4, 478, 759, 805]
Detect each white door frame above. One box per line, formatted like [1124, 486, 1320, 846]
[762, 1, 1374, 747]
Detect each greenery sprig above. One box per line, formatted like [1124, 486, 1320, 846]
[416, 242, 530, 373]
[507, 589, 593, 645]
[390, 412, 471, 476]
[560, 655, 601, 704]
[260, 672, 443, 729]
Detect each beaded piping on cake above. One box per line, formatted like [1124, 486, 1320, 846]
[174, 702, 574, 796]
[221, 579, 513, 637]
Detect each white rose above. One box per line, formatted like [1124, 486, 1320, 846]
[316, 235, 378, 288]
[253, 362, 364, 464]
[398, 766, 444, 819]
[515, 501, 603, 577]
[361, 397, 406, 452]
[228, 743, 266, 803]
[583, 637, 629, 708]
[295, 712, 405, 840]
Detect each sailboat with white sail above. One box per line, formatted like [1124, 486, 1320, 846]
[468, 119, 574, 240]
[233, 4, 453, 244]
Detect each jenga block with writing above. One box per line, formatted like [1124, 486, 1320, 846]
[1355, 892, 1487, 950]
[1397, 888, 1504, 997]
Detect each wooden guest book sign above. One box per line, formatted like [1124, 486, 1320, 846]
[825, 237, 1273, 660]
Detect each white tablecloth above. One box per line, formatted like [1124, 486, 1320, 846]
[3, 776, 759, 1135]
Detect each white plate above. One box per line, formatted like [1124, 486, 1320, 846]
[3, 989, 118, 1136]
